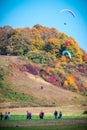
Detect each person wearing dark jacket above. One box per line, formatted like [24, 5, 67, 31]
[0, 112, 3, 120]
[54, 110, 58, 119]
[58, 111, 62, 119]
[39, 111, 44, 119]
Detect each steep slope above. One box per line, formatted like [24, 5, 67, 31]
[0, 56, 87, 107]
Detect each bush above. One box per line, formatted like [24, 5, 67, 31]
[0, 82, 4, 88]
[25, 64, 38, 75]
[0, 73, 4, 80]
[27, 51, 53, 64]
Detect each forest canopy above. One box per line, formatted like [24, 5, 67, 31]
[0, 24, 86, 63]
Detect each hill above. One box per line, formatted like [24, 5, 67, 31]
[0, 56, 87, 107]
[0, 25, 87, 106]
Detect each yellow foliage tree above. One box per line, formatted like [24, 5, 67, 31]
[29, 28, 44, 50]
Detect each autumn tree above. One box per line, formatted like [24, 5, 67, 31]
[44, 38, 61, 57]
[83, 53, 87, 63]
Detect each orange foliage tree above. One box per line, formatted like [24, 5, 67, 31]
[63, 76, 78, 90]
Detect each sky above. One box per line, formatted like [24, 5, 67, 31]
[0, 0, 87, 52]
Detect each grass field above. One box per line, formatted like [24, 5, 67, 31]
[0, 105, 87, 129]
[0, 114, 87, 130]
[0, 113, 87, 120]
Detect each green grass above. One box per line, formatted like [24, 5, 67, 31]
[0, 114, 87, 121]
[5, 91, 29, 101]
[0, 110, 87, 130]
[0, 114, 87, 130]
[0, 124, 87, 130]
[11, 111, 87, 120]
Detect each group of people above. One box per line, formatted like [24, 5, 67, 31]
[0, 110, 62, 120]
[26, 110, 62, 120]
[0, 112, 10, 120]
[26, 111, 44, 119]
[54, 110, 62, 119]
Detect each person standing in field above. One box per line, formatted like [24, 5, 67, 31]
[58, 111, 62, 119]
[8, 112, 11, 120]
[0, 112, 3, 120]
[26, 111, 29, 119]
[54, 110, 58, 119]
[39, 111, 44, 119]
[26, 111, 32, 119]
[28, 112, 32, 119]
[4, 112, 8, 120]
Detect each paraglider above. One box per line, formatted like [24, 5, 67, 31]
[60, 9, 75, 18]
[62, 50, 72, 59]
[59, 9, 75, 26]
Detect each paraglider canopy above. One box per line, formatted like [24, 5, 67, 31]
[60, 9, 75, 18]
[62, 50, 72, 59]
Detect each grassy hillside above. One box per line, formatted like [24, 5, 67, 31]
[0, 56, 87, 107]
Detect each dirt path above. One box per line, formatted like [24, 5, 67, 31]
[0, 119, 87, 127]
[0, 105, 87, 115]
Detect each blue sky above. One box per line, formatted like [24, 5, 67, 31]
[0, 0, 87, 52]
